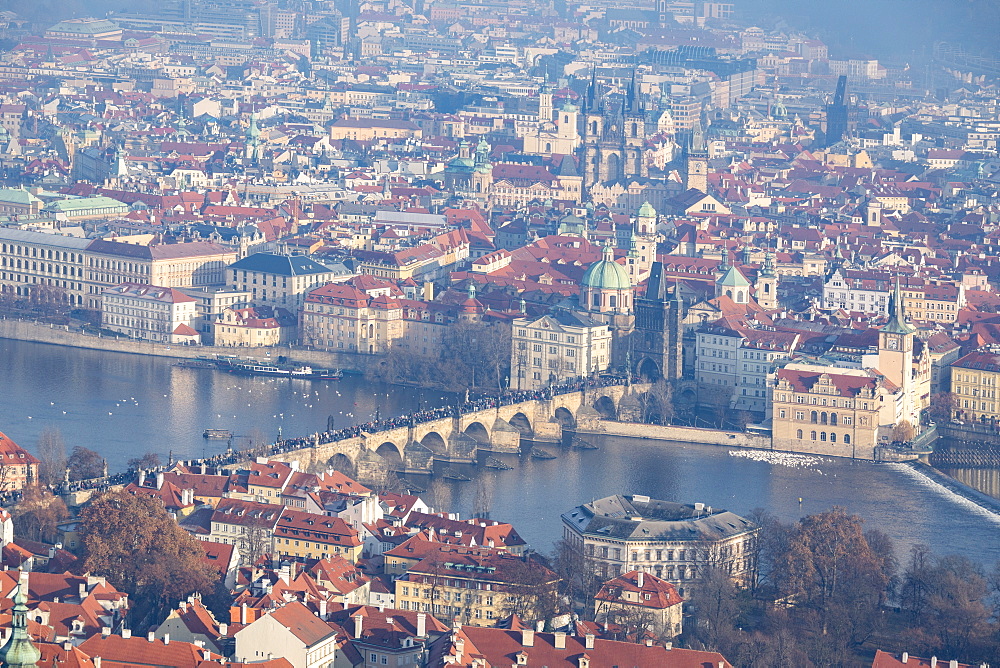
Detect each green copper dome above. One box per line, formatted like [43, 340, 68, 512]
[582, 244, 632, 290]
[637, 201, 656, 218]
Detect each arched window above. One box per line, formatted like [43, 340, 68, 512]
[726, 289, 733, 299]
[844, 434, 851, 444]
[821, 412, 828, 425]
[545, 142, 551, 152]
[830, 413, 838, 426]
[810, 431, 817, 440]
[810, 411, 818, 423]
[737, 291, 744, 302]
[820, 432, 827, 441]
[590, 121, 598, 134]
[796, 429, 803, 439]
[830, 433, 837, 442]
[764, 283, 771, 294]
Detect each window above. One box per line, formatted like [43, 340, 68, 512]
[810, 431, 817, 440]
[796, 429, 803, 439]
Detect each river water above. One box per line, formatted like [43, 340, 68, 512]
[3, 339, 1000, 565]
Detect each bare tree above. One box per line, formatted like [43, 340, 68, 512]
[238, 517, 273, 566]
[36, 427, 67, 487]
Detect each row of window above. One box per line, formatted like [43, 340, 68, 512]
[794, 430, 851, 444]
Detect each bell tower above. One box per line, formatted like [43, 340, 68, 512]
[755, 250, 778, 310]
[879, 278, 916, 421]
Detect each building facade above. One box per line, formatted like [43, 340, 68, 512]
[101, 283, 200, 343]
[561, 495, 758, 597]
[511, 312, 611, 390]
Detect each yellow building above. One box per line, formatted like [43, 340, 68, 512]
[214, 305, 296, 347]
[273, 508, 363, 563]
[771, 366, 898, 459]
[393, 546, 558, 626]
[951, 347, 1000, 425]
[328, 119, 422, 142]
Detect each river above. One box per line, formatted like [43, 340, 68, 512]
[3, 339, 1000, 565]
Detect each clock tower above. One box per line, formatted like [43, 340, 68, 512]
[879, 279, 916, 421]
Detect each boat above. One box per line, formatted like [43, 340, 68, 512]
[203, 429, 232, 439]
[530, 447, 557, 460]
[441, 468, 472, 481]
[483, 457, 513, 470]
[175, 360, 217, 369]
[289, 366, 343, 380]
[572, 436, 599, 450]
[215, 359, 342, 380]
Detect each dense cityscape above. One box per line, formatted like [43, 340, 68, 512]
[0, 0, 998, 666]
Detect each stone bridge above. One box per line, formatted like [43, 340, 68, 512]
[271, 383, 650, 477]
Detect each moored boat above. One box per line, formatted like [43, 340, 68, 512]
[203, 428, 233, 439]
[483, 457, 513, 470]
[530, 447, 557, 460]
[441, 468, 472, 481]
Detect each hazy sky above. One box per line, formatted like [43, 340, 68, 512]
[748, 0, 1000, 61]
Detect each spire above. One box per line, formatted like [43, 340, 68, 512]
[627, 68, 641, 114]
[741, 245, 752, 265]
[690, 117, 705, 154]
[760, 250, 776, 279]
[467, 282, 477, 301]
[0, 573, 41, 668]
[883, 277, 916, 335]
[719, 246, 729, 271]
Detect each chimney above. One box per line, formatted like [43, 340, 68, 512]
[645, 638, 653, 647]
[950, 662, 958, 668]
[78, 582, 87, 600]
[665, 642, 672, 650]
[455, 637, 465, 662]
[101, 627, 111, 638]
[94, 658, 101, 668]
[520, 629, 534, 647]
[203, 649, 212, 661]
[156, 472, 164, 489]
[901, 654, 908, 664]
[147, 632, 155, 642]
[584, 634, 594, 649]
[416, 612, 427, 639]
[553, 632, 566, 649]
[240, 603, 248, 624]
[637, 571, 644, 588]
[121, 629, 131, 639]
[138, 470, 146, 487]
[319, 600, 328, 620]
[931, 658, 937, 668]
[354, 614, 363, 639]
[219, 623, 228, 636]
[163, 634, 169, 645]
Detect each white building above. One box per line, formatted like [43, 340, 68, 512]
[101, 283, 200, 344]
[511, 311, 612, 390]
[234, 601, 339, 667]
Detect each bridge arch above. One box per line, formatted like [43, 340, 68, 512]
[375, 442, 403, 469]
[554, 406, 577, 430]
[594, 395, 617, 419]
[420, 431, 448, 454]
[464, 421, 491, 446]
[508, 412, 533, 437]
[637, 357, 661, 382]
[327, 453, 355, 477]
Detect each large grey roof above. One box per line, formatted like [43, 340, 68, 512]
[0, 228, 91, 249]
[562, 494, 756, 542]
[228, 252, 335, 276]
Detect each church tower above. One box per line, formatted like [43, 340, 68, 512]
[685, 118, 708, 193]
[879, 279, 916, 420]
[0, 573, 41, 668]
[756, 250, 778, 310]
[633, 261, 684, 381]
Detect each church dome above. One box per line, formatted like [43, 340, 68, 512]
[581, 244, 632, 290]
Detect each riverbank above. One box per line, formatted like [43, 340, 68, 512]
[0, 317, 369, 371]
[587, 420, 771, 449]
